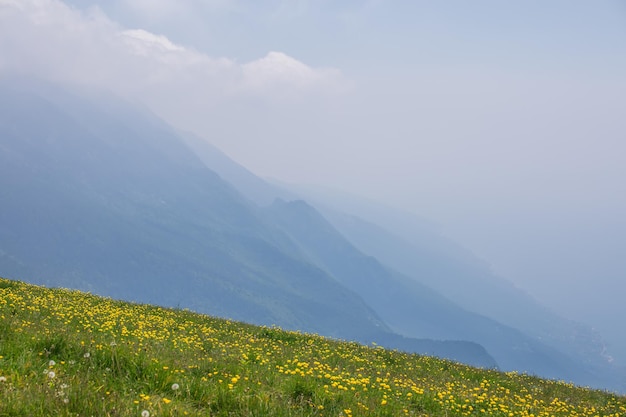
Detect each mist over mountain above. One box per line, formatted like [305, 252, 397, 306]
[2, 76, 626, 391]
[177, 98, 626, 392]
[280, 186, 614, 367]
[0, 80, 378, 333]
[182, 118, 617, 374]
[264, 199, 598, 382]
[0, 78, 504, 368]
[2, 0, 625, 392]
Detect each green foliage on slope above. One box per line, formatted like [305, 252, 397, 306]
[1, 277, 624, 417]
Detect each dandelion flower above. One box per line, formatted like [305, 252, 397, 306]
[49, 360, 56, 367]
[83, 352, 90, 358]
[0, 376, 6, 382]
[48, 371, 56, 379]
[171, 383, 180, 391]
[141, 411, 150, 417]
[162, 398, 171, 404]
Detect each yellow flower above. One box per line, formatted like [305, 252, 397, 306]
[162, 398, 171, 404]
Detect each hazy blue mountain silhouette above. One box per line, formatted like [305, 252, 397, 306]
[264, 199, 609, 385]
[280, 186, 622, 385]
[180, 110, 624, 392]
[0, 78, 495, 367]
[0, 80, 383, 335]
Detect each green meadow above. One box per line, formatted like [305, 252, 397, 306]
[0, 277, 624, 416]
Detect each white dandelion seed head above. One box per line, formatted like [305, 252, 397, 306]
[171, 383, 180, 391]
[48, 371, 56, 379]
[63, 397, 70, 404]
[0, 376, 6, 382]
[141, 410, 150, 417]
[49, 360, 56, 367]
[83, 352, 90, 358]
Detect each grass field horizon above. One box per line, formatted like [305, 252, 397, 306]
[1, 276, 624, 416]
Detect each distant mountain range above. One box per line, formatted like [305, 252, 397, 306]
[0, 76, 623, 392]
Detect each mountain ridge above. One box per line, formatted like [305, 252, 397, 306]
[177, 95, 624, 392]
[0, 78, 496, 368]
[2, 77, 624, 391]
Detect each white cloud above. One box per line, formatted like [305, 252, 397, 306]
[241, 51, 345, 95]
[0, 0, 346, 100]
[120, 29, 185, 53]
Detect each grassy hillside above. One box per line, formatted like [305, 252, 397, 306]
[0, 277, 624, 417]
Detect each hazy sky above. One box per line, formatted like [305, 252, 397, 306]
[2, 0, 626, 350]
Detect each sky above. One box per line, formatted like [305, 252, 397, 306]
[1, 0, 626, 353]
